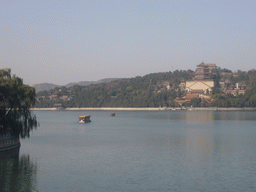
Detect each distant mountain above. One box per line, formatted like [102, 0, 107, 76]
[33, 78, 119, 93]
[65, 81, 94, 88]
[33, 83, 60, 93]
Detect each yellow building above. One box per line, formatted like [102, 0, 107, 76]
[186, 80, 214, 94]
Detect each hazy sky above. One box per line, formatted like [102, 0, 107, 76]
[1, 0, 255, 86]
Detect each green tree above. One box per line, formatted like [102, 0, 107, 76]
[0, 69, 37, 138]
[211, 73, 221, 94]
[190, 98, 201, 107]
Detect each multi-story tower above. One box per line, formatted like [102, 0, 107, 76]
[185, 62, 216, 95]
[194, 62, 216, 80]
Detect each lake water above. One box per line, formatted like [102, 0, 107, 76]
[1, 110, 256, 191]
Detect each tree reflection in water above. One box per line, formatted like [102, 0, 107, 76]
[0, 148, 37, 192]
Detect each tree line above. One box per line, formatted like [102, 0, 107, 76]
[35, 68, 256, 108]
[35, 70, 192, 108]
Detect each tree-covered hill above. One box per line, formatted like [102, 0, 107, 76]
[33, 78, 119, 93]
[34, 69, 256, 108]
[35, 70, 193, 108]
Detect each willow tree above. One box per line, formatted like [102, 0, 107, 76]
[0, 69, 37, 138]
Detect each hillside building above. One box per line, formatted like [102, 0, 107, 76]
[164, 82, 171, 90]
[194, 62, 216, 80]
[186, 80, 214, 94]
[185, 62, 216, 94]
[226, 83, 246, 95]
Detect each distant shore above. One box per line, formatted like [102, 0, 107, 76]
[30, 107, 168, 111]
[30, 107, 256, 111]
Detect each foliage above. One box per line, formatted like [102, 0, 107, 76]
[35, 70, 192, 108]
[35, 68, 256, 108]
[0, 69, 37, 138]
[211, 73, 221, 94]
[209, 85, 256, 107]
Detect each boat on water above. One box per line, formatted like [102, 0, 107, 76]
[78, 115, 91, 124]
[110, 112, 115, 116]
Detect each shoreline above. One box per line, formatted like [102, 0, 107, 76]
[30, 107, 256, 111]
[30, 107, 169, 111]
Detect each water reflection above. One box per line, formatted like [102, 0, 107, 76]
[145, 131, 216, 161]
[184, 111, 215, 124]
[184, 129, 215, 161]
[145, 126, 256, 163]
[0, 149, 38, 192]
[161, 111, 256, 122]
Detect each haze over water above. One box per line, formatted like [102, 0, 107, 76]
[1, 110, 256, 191]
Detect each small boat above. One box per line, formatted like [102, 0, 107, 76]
[110, 112, 115, 116]
[78, 115, 91, 124]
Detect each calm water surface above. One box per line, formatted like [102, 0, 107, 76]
[1, 110, 256, 191]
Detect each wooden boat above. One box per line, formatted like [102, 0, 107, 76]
[78, 115, 91, 124]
